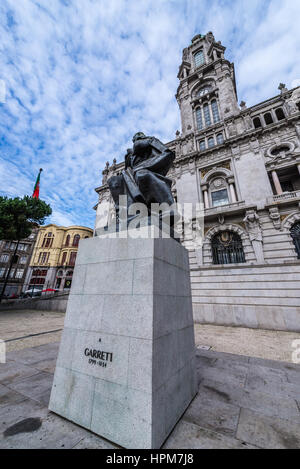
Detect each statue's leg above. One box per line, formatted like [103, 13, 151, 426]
[134, 169, 174, 205]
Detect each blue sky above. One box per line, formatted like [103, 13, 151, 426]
[0, 0, 299, 229]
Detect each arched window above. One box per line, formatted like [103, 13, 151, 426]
[275, 108, 285, 121]
[196, 108, 203, 130]
[208, 137, 215, 148]
[212, 231, 246, 265]
[72, 234, 80, 247]
[199, 140, 206, 151]
[264, 113, 273, 125]
[211, 100, 220, 123]
[65, 235, 70, 247]
[69, 252, 77, 266]
[61, 252, 67, 265]
[290, 223, 300, 259]
[253, 117, 262, 129]
[203, 103, 211, 126]
[194, 50, 204, 68]
[217, 133, 224, 145]
[42, 232, 54, 248]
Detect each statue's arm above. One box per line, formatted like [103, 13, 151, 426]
[133, 149, 175, 175]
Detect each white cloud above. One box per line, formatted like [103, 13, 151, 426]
[0, 0, 299, 227]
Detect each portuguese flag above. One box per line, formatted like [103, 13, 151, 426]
[32, 168, 43, 199]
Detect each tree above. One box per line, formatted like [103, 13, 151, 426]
[0, 196, 52, 301]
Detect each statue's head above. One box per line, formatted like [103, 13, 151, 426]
[132, 132, 146, 143]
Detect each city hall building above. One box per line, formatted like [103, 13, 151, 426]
[95, 32, 300, 332]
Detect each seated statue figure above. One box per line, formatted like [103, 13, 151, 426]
[108, 132, 176, 229]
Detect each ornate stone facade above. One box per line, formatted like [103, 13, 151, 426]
[94, 33, 300, 332]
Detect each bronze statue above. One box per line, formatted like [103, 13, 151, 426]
[108, 132, 176, 228]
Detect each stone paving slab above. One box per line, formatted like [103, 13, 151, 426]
[199, 378, 300, 423]
[0, 342, 300, 449]
[236, 408, 300, 449]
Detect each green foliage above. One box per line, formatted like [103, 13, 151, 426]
[0, 196, 52, 241]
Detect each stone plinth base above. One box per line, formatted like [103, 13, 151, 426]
[49, 232, 197, 449]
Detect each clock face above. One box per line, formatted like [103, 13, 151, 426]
[197, 87, 211, 97]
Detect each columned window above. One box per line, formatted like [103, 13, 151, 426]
[196, 108, 203, 130]
[290, 223, 300, 259]
[194, 99, 221, 131]
[211, 189, 229, 207]
[202, 174, 238, 209]
[211, 100, 220, 123]
[212, 231, 246, 265]
[203, 103, 211, 126]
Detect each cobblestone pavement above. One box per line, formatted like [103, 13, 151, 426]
[0, 342, 299, 449]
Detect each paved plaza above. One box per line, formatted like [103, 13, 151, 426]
[0, 309, 300, 449]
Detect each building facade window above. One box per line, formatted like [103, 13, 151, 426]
[65, 235, 70, 246]
[208, 136, 215, 148]
[264, 113, 273, 125]
[0, 268, 6, 277]
[42, 233, 54, 248]
[194, 50, 204, 68]
[199, 140, 206, 151]
[217, 133, 224, 145]
[211, 189, 229, 207]
[196, 108, 203, 130]
[15, 269, 24, 279]
[212, 231, 246, 265]
[290, 223, 300, 259]
[0, 254, 9, 263]
[203, 103, 211, 126]
[9, 269, 15, 278]
[38, 252, 49, 265]
[211, 100, 220, 123]
[69, 252, 77, 266]
[61, 252, 67, 265]
[20, 256, 27, 264]
[275, 108, 285, 121]
[253, 117, 262, 128]
[72, 234, 80, 247]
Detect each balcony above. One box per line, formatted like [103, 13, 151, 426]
[204, 201, 246, 219]
[267, 191, 300, 205]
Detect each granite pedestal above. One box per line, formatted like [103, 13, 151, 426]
[49, 231, 197, 449]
